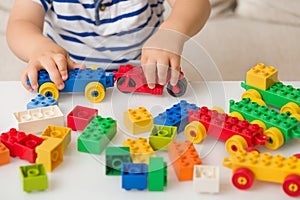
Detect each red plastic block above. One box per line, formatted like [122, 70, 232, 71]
[168, 140, 202, 181]
[0, 143, 10, 165]
[0, 128, 27, 157]
[15, 134, 44, 163]
[67, 105, 98, 131]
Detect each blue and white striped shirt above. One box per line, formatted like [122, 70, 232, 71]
[33, 0, 165, 68]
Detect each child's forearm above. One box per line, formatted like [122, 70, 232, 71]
[6, 1, 53, 62]
[162, 0, 211, 37]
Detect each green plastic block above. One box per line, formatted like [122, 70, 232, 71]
[148, 157, 167, 191]
[78, 116, 117, 154]
[230, 98, 300, 142]
[241, 81, 300, 109]
[105, 147, 131, 176]
[149, 125, 177, 151]
[19, 164, 48, 192]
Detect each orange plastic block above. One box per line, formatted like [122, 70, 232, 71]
[123, 107, 153, 134]
[122, 138, 155, 163]
[0, 143, 10, 165]
[246, 63, 279, 90]
[41, 125, 71, 150]
[35, 137, 63, 172]
[168, 140, 202, 181]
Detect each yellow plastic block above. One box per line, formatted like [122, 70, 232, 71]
[36, 137, 64, 172]
[223, 150, 300, 183]
[123, 138, 155, 163]
[41, 125, 71, 150]
[123, 107, 153, 134]
[246, 63, 279, 90]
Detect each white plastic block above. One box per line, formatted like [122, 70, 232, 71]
[193, 165, 220, 193]
[13, 105, 64, 134]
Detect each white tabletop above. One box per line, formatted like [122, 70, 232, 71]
[1, 81, 300, 200]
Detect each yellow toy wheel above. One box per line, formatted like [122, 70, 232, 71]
[241, 89, 262, 100]
[39, 82, 59, 100]
[280, 102, 300, 115]
[290, 114, 300, 121]
[251, 120, 267, 131]
[225, 135, 248, 155]
[184, 121, 207, 144]
[211, 106, 225, 114]
[264, 127, 284, 150]
[250, 98, 266, 106]
[228, 111, 244, 120]
[88, 66, 100, 70]
[85, 82, 105, 103]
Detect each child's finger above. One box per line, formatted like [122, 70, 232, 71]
[157, 63, 168, 85]
[26, 67, 39, 91]
[169, 57, 181, 86]
[21, 70, 34, 91]
[42, 58, 65, 90]
[53, 54, 68, 81]
[142, 62, 156, 89]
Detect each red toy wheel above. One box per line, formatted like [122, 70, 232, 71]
[283, 174, 300, 197]
[116, 76, 136, 93]
[232, 168, 254, 190]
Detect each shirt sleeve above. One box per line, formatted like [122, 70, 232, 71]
[32, 0, 52, 12]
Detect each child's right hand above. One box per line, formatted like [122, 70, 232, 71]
[21, 43, 85, 92]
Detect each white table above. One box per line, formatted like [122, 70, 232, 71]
[1, 81, 300, 200]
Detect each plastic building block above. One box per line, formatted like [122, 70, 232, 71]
[113, 64, 187, 97]
[121, 162, 148, 190]
[223, 150, 300, 197]
[154, 100, 200, 133]
[242, 81, 300, 110]
[67, 105, 98, 131]
[168, 140, 202, 181]
[245, 63, 279, 90]
[14, 134, 44, 163]
[122, 138, 156, 163]
[230, 98, 300, 149]
[193, 165, 220, 193]
[19, 164, 48, 192]
[78, 116, 117, 154]
[28, 68, 114, 103]
[148, 157, 167, 191]
[123, 107, 153, 134]
[41, 125, 71, 150]
[0, 143, 10, 165]
[0, 128, 27, 157]
[149, 125, 177, 151]
[186, 106, 269, 153]
[27, 94, 58, 110]
[36, 137, 64, 172]
[105, 146, 131, 176]
[13, 105, 64, 134]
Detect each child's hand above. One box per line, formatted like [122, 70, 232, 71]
[141, 28, 187, 89]
[21, 42, 85, 92]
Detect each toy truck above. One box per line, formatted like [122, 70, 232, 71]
[229, 98, 300, 150]
[184, 106, 269, 154]
[113, 64, 187, 97]
[241, 63, 300, 120]
[223, 150, 300, 197]
[27, 68, 114, 103]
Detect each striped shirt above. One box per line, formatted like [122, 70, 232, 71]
[32, 0, 165, 69]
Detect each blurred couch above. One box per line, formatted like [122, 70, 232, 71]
[1, 0, 300, 81]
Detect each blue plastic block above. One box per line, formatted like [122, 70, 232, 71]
[27, 94, 58, 109]
[122, 162, 148, 190]
[153, 100, 200, 133]
[27, 68, 114, 92]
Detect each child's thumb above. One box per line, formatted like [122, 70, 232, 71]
[67, 57, 86, 70]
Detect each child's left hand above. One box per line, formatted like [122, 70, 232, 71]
[141, 28, 187, 89]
